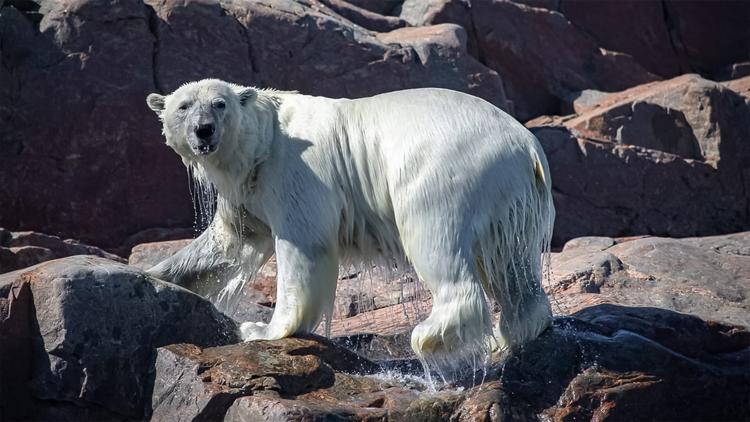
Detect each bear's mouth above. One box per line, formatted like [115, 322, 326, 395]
[194, 143, 217, 156]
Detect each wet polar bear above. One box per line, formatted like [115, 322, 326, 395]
[146, 79, 555, 369]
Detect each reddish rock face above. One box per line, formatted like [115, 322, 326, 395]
[529, 74, 750, 244]
[401, 0, 749, 119]
[127, 238, 192, 270]
[724, 75, 750, 100]
[0, 0, 506, 249]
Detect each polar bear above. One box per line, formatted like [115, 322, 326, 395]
[146, 79, 554, 368]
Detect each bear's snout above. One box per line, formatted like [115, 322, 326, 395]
[195, 123, 215, 140]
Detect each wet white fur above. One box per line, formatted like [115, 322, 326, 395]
[146, 80, 555, 368]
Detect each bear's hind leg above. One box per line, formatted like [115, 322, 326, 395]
[407, 246, 494, 374]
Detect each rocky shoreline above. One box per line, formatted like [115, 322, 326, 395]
[1, 229, 748, 421]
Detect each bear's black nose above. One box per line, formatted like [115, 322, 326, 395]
[195, 123, 215, 140]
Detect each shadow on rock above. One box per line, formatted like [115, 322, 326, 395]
[473, 304, 750, 421]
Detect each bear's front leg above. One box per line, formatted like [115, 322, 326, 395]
[147, 222, 231, 288]
[240, 236, 339, 341]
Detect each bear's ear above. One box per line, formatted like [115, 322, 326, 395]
[146, 93, 166, 117]
[236, 87, 257, 107]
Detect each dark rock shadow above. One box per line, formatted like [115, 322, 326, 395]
[471, 304, 750, 421]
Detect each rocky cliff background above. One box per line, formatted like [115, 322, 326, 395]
[1, 1, 749, 421]
[1, 0, 748, 249]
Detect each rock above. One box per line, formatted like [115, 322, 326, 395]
[229, 300, 273, 326]
[1, 0, 507, 249]
[530, 74, 750, 243]
[557, 0, 682, 77]
[724, 75, 750, 100]
[510, 0, 559, 9]
[561, 88, 608, 114]
[148, 305, 749, 421]
[0, 256, 238, 420]
[399, 0, 660, 120]
[561, 236, 614, 253]
[661, 1, 750, 76]
[346, 0, 403, 16]
[0, 2, 194, 250]
[150, 336, 382, 421]
[333, 332, 416, 362]
[327, 298, 431, 338]
[567, 74, 750, 169]
[560, 1, 749, 78]
[0, 227, 10, 245]
[716, 61, 750, 81]
[0, 279, 35, 418]
[127, 238, 192, 270]
[117, 227, 196, 257]
[473, 0, 661, 120]
[548, 232, 750, 328]
[318, 0, 407, 32]
[534, 125, 740, 243]
[0, 229, 125, 274]
[333, 268, 426, 319]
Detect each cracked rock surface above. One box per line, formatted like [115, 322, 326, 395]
[548, 232, 750, 328]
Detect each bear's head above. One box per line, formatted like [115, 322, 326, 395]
[146, 79, 255, 160]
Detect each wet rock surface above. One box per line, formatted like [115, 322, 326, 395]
[151, 306, 749, 422]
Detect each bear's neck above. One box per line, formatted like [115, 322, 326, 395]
[194, 95, 278, 210]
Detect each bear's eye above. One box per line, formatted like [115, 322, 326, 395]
[178, 103, 189, 111]
[213, 99, 226, 110]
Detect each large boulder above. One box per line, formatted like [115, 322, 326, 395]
[530, 74, 750, 243]
[566, 74, 750, 171]
[0, 0, 507, 249]
[0, 255, 238, 420]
